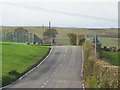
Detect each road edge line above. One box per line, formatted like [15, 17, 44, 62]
[1, 46, 53, 89]
[82, 46, 85, 89]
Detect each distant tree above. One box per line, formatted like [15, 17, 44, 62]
[43, 29, 58, 44]
[78, 34, 85, 45]
[67, 33, 85, 45]
[43, 29, 58, 38]
[67, 33, 77, 45]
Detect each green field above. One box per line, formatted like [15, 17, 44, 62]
[101, 51, 119, 66]
[1, 26, 118, 47]
[1, 42, 49, 85]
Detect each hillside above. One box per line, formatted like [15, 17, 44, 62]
[1, 26, 118, 46]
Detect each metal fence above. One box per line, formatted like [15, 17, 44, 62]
[2, 30, 34, 43]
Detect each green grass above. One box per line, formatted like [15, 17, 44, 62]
[101, 51, 119, 66]
[86, 76, 99, 88]
[99, 38, 118, 48]
[1, 42, 49, 85]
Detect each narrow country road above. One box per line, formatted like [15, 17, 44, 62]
[7, 46, 83, 88]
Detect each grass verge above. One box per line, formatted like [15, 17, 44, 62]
[83, 40, 119, 88]
[1, 42, 49, 86]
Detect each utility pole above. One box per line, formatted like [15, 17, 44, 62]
[42, 25, 44, 39]
[95, 35, 97, 57]
[49, 21, 51, 30]
[48, 21, 53, 45]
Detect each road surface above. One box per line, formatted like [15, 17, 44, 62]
[7, 46, 83, 88]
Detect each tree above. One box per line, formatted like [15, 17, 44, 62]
[67, 33, 77, 45]
[43, 29, 58, 37]
[43, 29, 58, 44]
[67, 33, 85, 45]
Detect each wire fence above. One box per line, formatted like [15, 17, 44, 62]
[2, 30, 34, 43]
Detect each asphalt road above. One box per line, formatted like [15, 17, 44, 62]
[8, 46, 82, 88]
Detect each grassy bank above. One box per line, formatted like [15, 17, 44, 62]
[1, 42, 49, 85]
[83, 40, 119, 88]
[100, 51, 119, 66]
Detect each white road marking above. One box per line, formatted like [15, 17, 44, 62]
[1, 84, 11, 89]
[64, 47, 68, 56]
[41, 86, 44, 88]
[82, 46, 85, 89]
[63, 80, 65, 82]
[44, 82, 46, 85]
[58, 80, 66, 83]
[2, 47, 53, 89]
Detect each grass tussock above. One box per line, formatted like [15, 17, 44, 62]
[83, 40, 119, 88]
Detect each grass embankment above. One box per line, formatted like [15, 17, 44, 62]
[1, 42, 49, 86]
[83, 40, 119, 88]
[100, 51, 119, 66]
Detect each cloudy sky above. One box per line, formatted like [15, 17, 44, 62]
[0, 0, 119, 28]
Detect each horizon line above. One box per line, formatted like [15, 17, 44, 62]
[0, 25, 118, 29]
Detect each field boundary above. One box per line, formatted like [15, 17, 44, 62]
[2, 47, 52, 88]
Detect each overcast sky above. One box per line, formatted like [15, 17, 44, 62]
[0, 0, 119, 28]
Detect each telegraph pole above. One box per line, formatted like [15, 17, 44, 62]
[48, 21, 53, 45]
[42, 25, 44, 39]
[49, 21, 51, 30]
